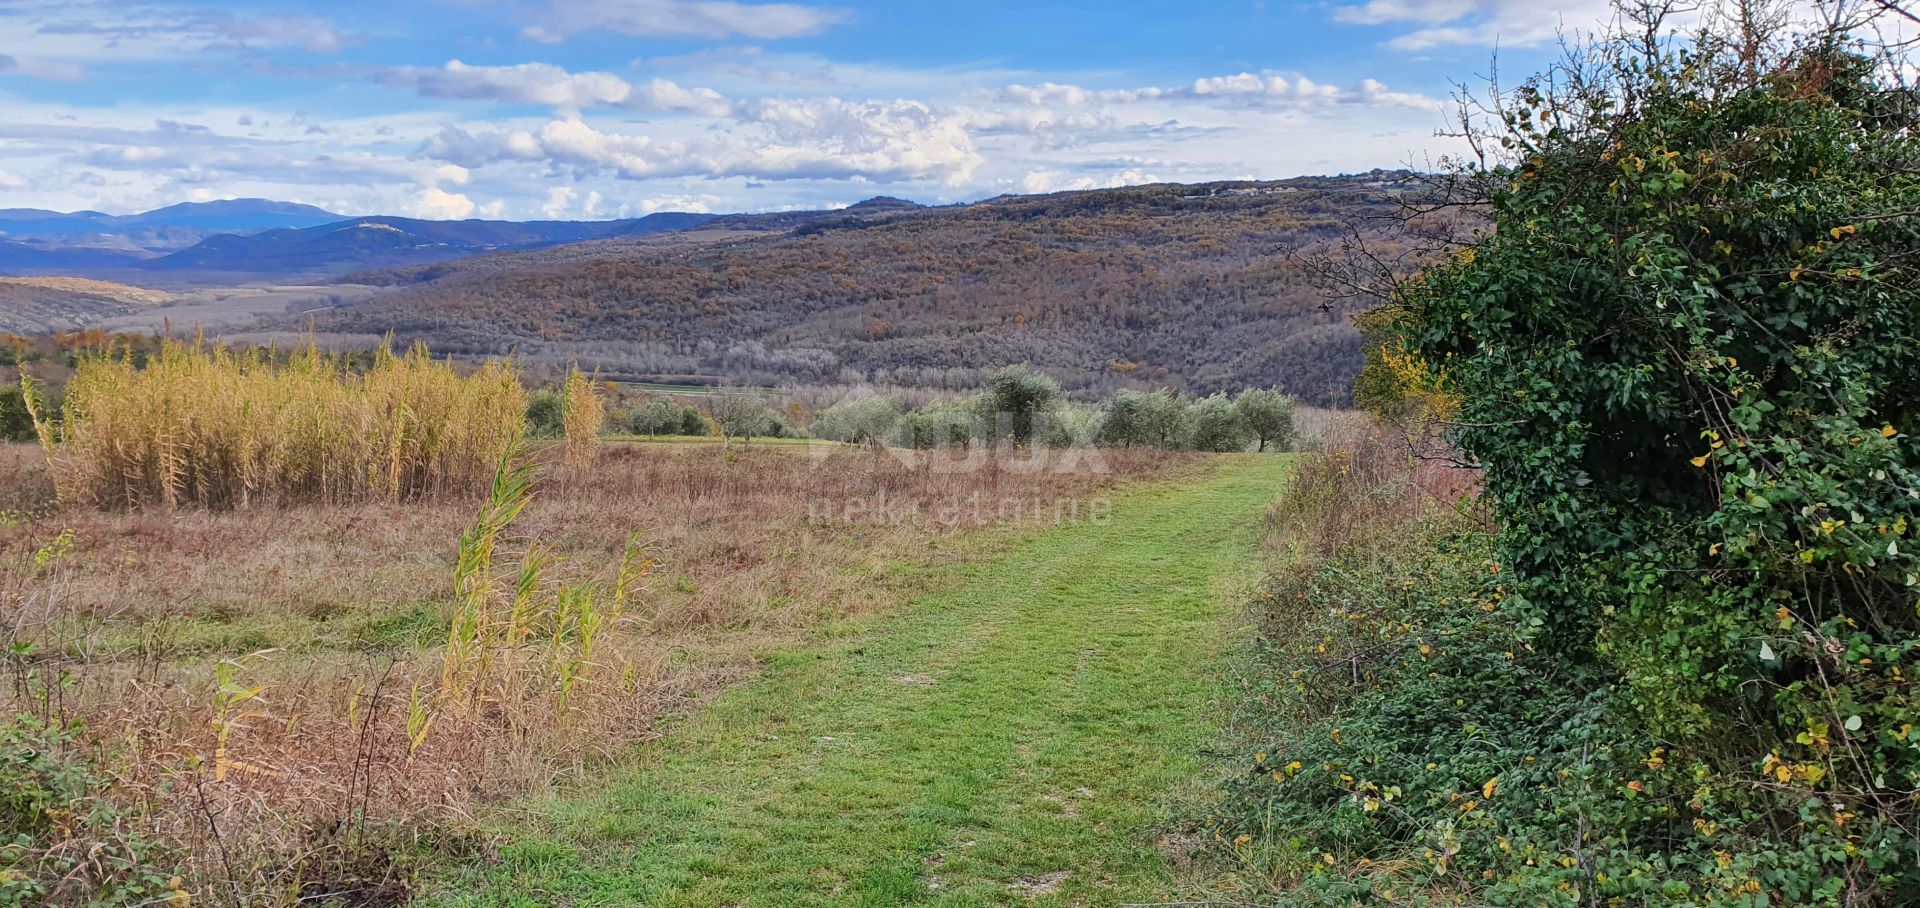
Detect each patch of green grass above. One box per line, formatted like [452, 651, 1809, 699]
[350, 605, 449, 651]
[421, 456, 1290, 907]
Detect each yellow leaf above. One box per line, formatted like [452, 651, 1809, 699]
[1482, 777, 1499, 799]
[1884, 425, 1899, 438]
[1691, 455, 1710, 468]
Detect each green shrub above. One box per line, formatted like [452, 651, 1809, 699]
[0, 388, 31, 443]
[812, 397, 901, 444]
[986, 365, 1060, 445]
[1097, 389, 1183, 448]
[525, 389, 564, 439]
[1183, 392, 1250, 452]
[1218, 10, 1920, 904]
[0, 717, 181, 907]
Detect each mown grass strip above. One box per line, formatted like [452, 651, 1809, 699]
[425, 455, 1290, 907]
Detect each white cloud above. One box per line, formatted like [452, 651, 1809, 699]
[379, 61, 735, 115]
[524, 0, 850, 41]
[1020, 168, 1158, 194]
[637, 194, 718, 214]
[541, 186, 577, 217]
[0, 54, 88, 81]
[994, 71, 1440, 112]
[215, 15, 352, 53]
[16, 7, 356, 60]
[414, 186, 478, 219]
[384, 60, 633, 109]
[629, 78, 735, 116]
[0, 170, 26, 189]
[1332, 0, 1612, 49]
[429, 100, 984, 186]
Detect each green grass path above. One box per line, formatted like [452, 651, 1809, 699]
[427, 456, 1289, 907]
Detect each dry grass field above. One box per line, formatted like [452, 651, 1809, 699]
[0, 439, 1188, 904]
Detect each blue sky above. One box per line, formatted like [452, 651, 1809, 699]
[0, 0, 1611, 218]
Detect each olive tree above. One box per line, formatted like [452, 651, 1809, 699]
[812, 397, 901, 445]
[1232, 387, 1296, 452]
[1183, 393, 1250, 452]
[986, 365, 1060, 446]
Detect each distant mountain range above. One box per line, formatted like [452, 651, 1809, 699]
[0, 198, 347, 258]
[0, 199, 344, 235]
[0, 197, 932, 279]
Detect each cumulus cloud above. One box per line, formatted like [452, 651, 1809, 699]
[993, 71, 1439, 112]
[1019, 168, 1159, 194]
[637, 193, 718, 214]
[522, 0, 850, 42]
[540, 186, 577, 217]
[414, 186, 478, 219]
[427, 99, 983, 186]
[379, 60, 733, 115]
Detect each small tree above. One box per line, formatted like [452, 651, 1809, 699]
[1232, 387, 1296, 452]
[1184, 393, 1250, 452]
[1096, 389, 1156, 447]
[629, 399, 682, 439]
[900, 401, 979, 449]
[987, 365, 1060, 446]
[812, 397, 901, 445]
[677, 405, 711, 437]
[707, 388, 769, 450]
[0, 386, 32, 443]
[525, 389, 564, 438]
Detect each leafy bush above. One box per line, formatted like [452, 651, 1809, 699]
[525, 389, 565, 438]
[0, 717, 182, 907]
[627, 399, 702, 438]
[986, 365, 1061, 445]
[0, 388, 29, 443]
[1097, 389, 1184, 448]
[812, 397, 901, 445]
[1184, 392, 1251, 452]
[1216, 7, 1920, 906]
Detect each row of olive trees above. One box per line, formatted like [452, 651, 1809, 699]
[812, 366, 1297, 452]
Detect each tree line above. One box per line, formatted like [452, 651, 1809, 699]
[545, 365, 1301, 453]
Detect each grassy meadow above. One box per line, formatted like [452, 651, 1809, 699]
[0, 376, 1198, 906]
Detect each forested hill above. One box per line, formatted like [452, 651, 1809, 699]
[302, 174, 1424, 402]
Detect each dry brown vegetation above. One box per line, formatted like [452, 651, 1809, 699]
[38, 340, 525, 510]
[0, 439, 1187, 905]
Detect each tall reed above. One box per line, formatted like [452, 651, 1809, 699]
[36, 339, 526, 509]
[559, 367, 603, 478]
